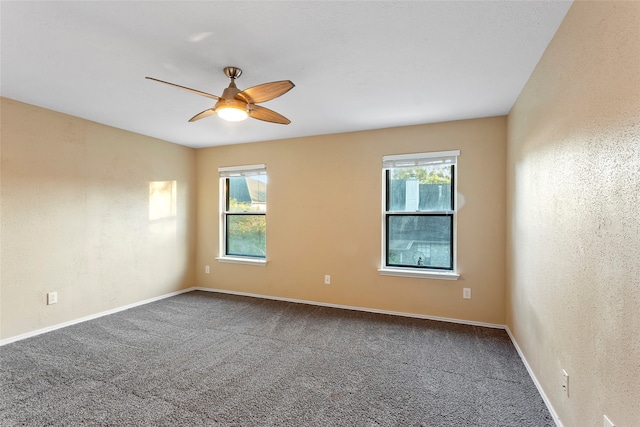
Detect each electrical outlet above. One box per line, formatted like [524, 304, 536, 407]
[463, 288, 471, 299]
[205, 265, 210, 274]
[562, 369, 569, 397]
[324, 275, 331, 285]
[603, 415, 615, 427]
[47, 292, 58, 305]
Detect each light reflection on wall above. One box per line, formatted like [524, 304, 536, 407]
[149, 181, 177, 221]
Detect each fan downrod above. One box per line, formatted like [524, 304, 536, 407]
[224, 67, 242, 80]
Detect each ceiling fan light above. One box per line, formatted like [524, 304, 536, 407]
[215, 99, 248, 122]
[218, 107, 248, 122]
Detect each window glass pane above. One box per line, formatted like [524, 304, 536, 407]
[227, 176, 267, 213]
[388, 165, 452, 212]
[226, 214, 266, 257]
[387, 215, 452, 269]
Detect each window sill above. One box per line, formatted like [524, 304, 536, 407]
[378, 267, 460, 281]
[216, 256, 267, 266]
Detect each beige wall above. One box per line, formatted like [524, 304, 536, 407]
[0, 98, 197, 340]
[507, 2, 640, 426]
[196, 117, 506, 325]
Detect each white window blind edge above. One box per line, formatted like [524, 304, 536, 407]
[219, 164, 266, 177]
[383, 150, 460, 168]
[383, 150, 460, 162]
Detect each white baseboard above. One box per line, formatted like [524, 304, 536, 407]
[192, 286, 505, 329]
[2, 286, 503, 346]
[505, 326, 563, 427]
[1, 285, 560, 427]
[0, 288, 194, 346]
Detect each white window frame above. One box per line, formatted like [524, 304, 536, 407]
[378, 150, 460, 280]
[216, 164, 267, 266]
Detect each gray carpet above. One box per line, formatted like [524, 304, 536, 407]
[0, 291, 554, 426]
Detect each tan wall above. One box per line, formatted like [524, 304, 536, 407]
[196, 116, 506, 325]
[0, 98, 197, 340]
[507, 2, 640, 426]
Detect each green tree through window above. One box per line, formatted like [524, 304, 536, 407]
[392, 168, 451, 185]
[226, 198, 266, 257]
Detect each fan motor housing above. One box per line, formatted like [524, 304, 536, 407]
[215, 98, 248, 113]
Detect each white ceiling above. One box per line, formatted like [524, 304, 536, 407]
[1, 1, 572, 148]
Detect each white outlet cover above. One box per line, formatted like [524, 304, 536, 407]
[47, 292, 58, 305]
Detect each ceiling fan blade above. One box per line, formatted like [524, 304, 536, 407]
[188, 108, 216, 122]
[236, 80, 294, 104]
[248, 105, 291, 125]
[146, 77, 219, 101]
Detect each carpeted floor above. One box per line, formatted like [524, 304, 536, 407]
[0, 291, 554, 426]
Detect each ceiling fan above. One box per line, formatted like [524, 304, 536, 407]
[146, 67, 294, 124]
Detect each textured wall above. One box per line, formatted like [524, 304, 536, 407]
[0, 98, 197, 340]
[507, 2, 640, 426]
[196, 117, 507, 325]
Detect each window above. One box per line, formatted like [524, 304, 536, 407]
[380, 150, 460, 280]
[218, 164, 267, 264]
